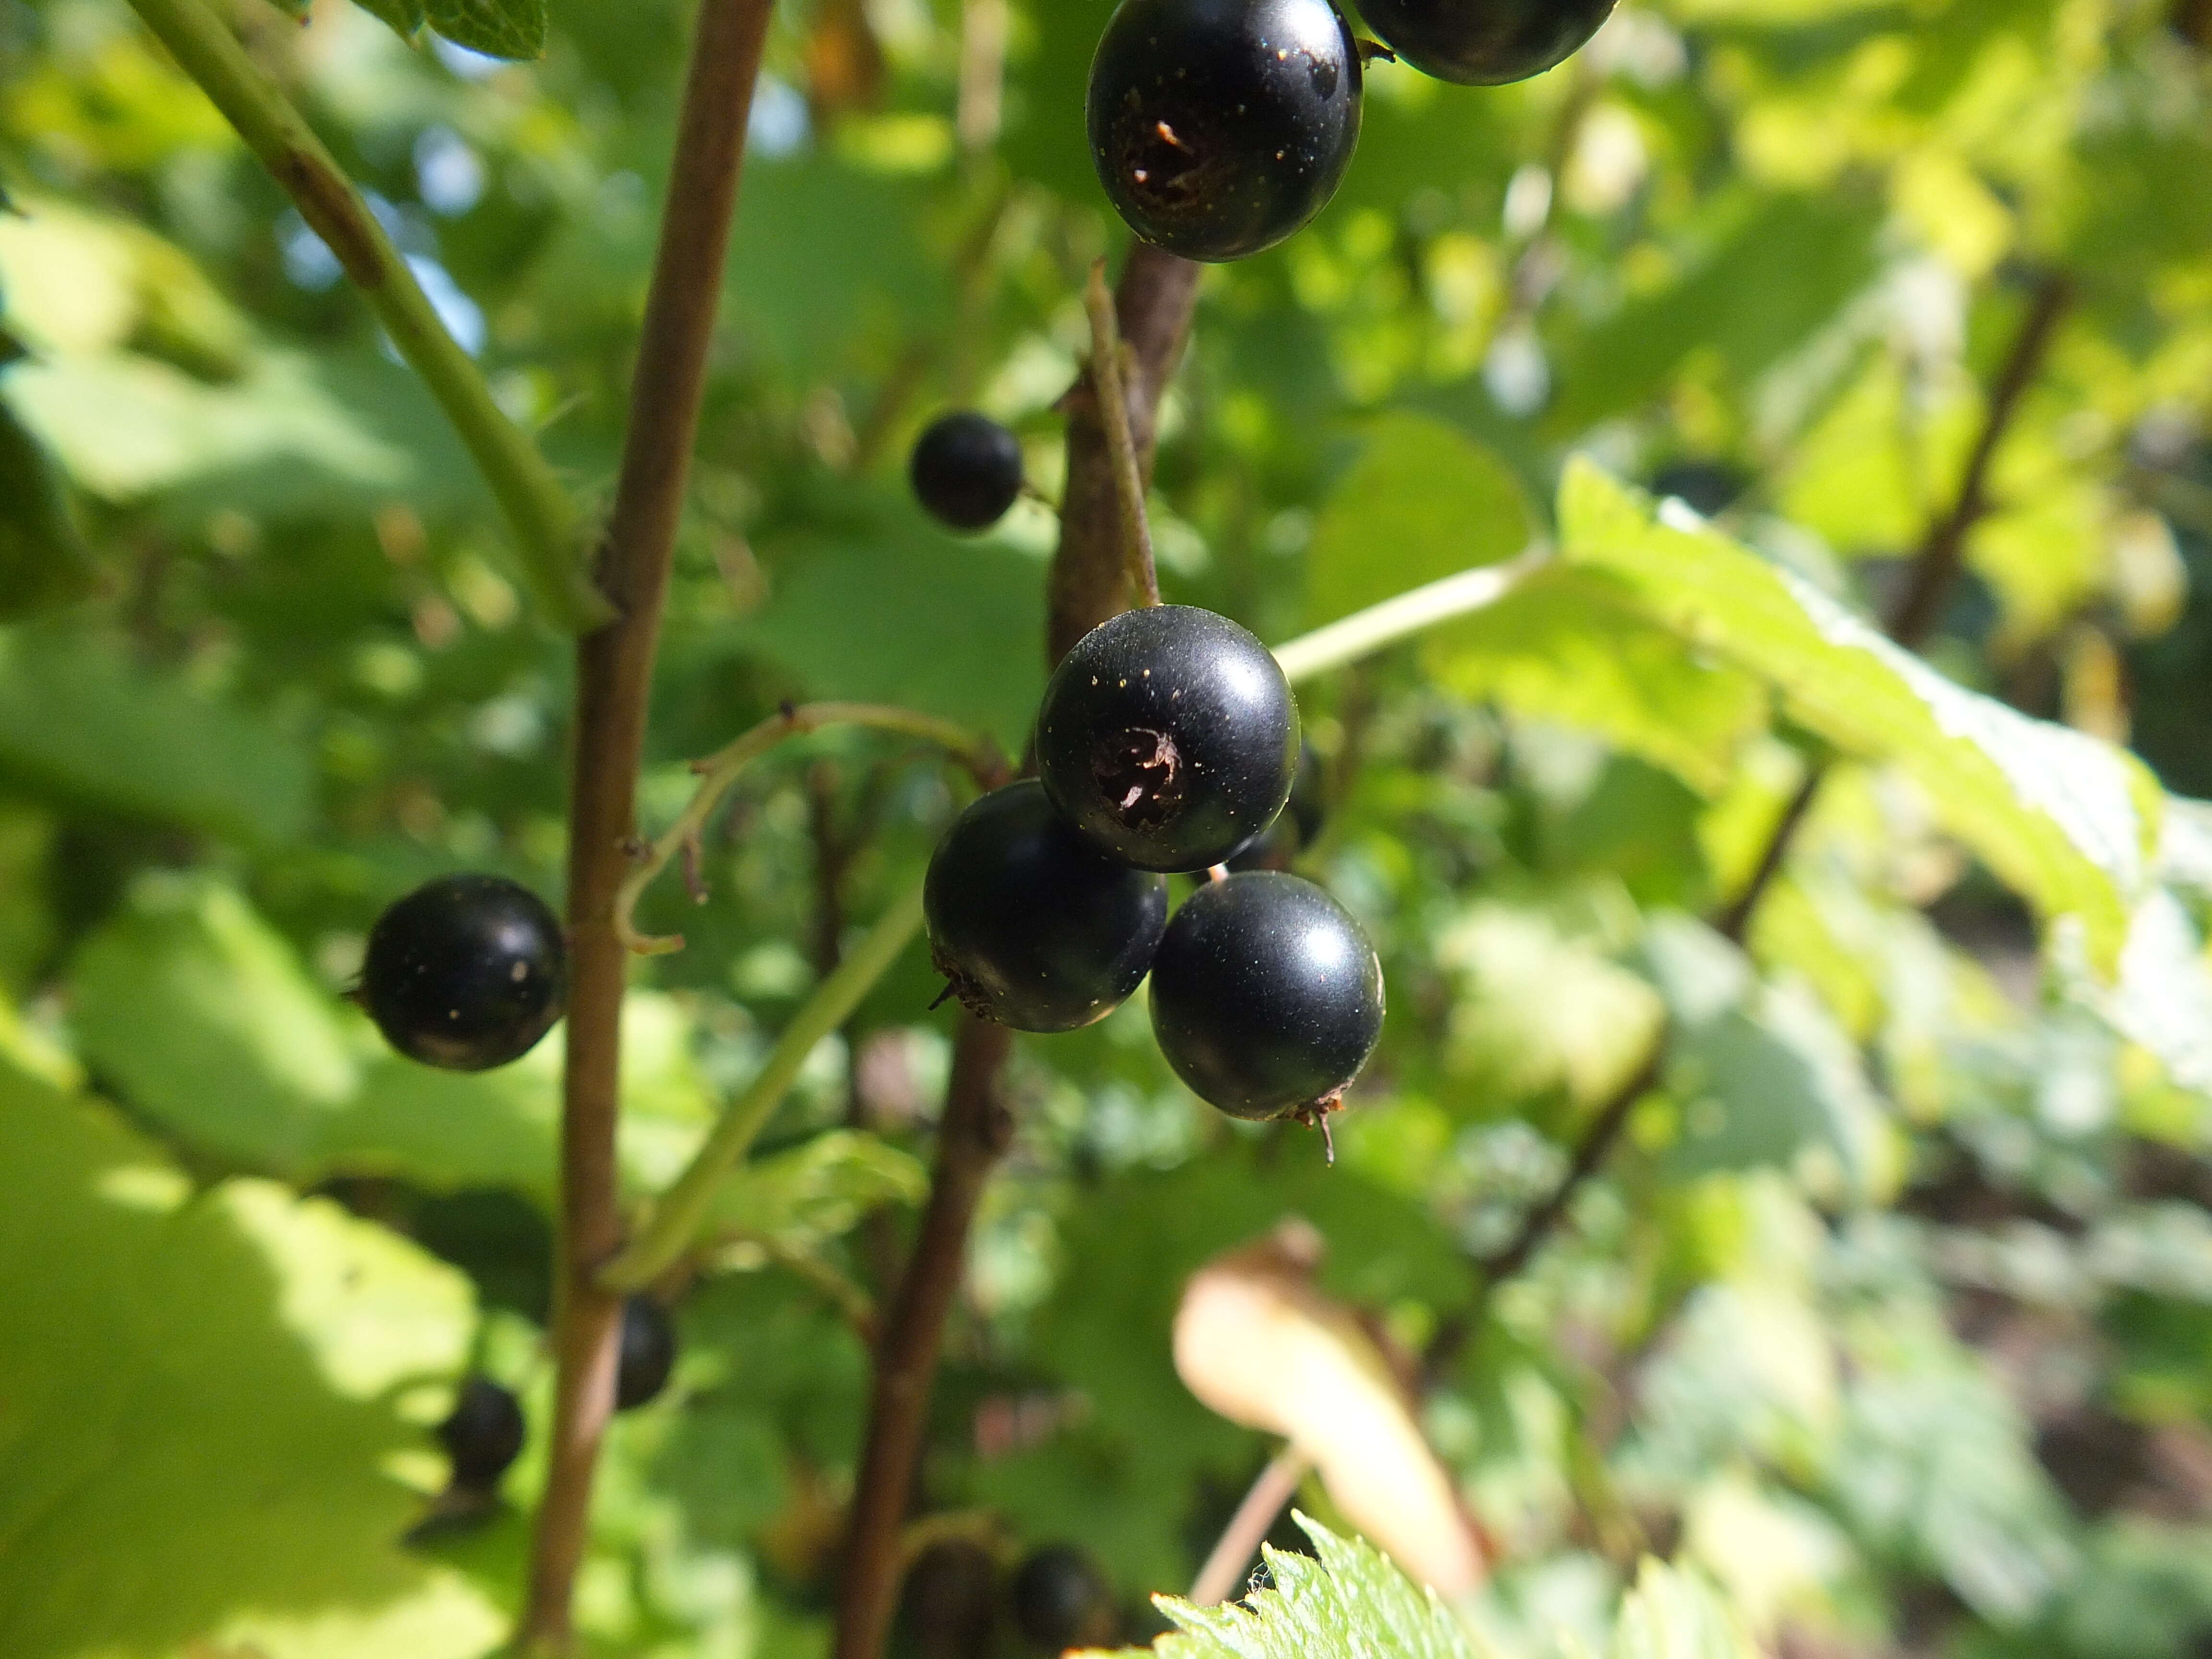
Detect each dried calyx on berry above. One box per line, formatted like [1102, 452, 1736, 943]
[911, 410, 1025, 533]
[1087, 0, 1365, 262]
[926, 780, 1171, 1032]
[360, 873, 566, 1072]
[1035, 606, 1300, 874]
[1148, 871, 1383, 1143]
[1353, 0, 1617, 85]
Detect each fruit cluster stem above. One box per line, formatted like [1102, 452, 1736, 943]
[598, 881, 929, 1293]
[1048, 244, 1200, 660]
[121, 0, 610, 634]
[1084, 258, 1164, 610]
[524, 0, 775, 1645]
[831, 243, 1204, 1659]
[613, 702, 1008, 956]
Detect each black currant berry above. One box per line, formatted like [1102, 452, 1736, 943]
[1355, 0, 1616, 84]
[361, 874, 566, 1071]
[926, 780, 1170, 1032]
[1087, 0, 1364, 263]
[897, 1539, 1000, 1659]
[912, 411, 1025, 533]
[438, 1375, 526, 1493]
[1036, 606, 1299, 873]
[614, 1295, 676, 1411]
[1228, 740, 1326, 871]
[1010, 1545, 1118, 1652]
[1148, 872, 1383, 1122]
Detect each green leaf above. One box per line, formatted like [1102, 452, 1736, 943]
[1304, 413, 1533, 628]
[735, 521, 1047, 751]
[423, 0, 545, 60]
[1114, 1515, 1477, 1659]
[1608, 1558, 1763, 1659]
[0, 1047, 500, 1658]
[705, 1128, 928, 1249]
[349, 0, 427, 41]
[0, 625, 313, 845]
[0, 401, 96, 621]
[1642, 915, 1900, 1201]
[1428, 570, 1769, 796]
[1558, 461, 2160, 974]
[70, 873, 361, 1172]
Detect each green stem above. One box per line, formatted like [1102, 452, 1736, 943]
[124, 0, 612, 633]
[1271, 545, 1549, 685]
[616, 700, 1006, 955]
[599, 880, 928, 1292]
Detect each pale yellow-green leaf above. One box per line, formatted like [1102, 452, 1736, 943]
[1559, 460, 2159, 974]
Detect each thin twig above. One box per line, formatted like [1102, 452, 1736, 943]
[832, 1016, 1016, 1659]
[1884, 274, 2073, 650]
[1190, 1449, 1313, 1607]
[521, 0, 775, 1645]
[1712, 770, 1824, 946]
[123, 0, 609, 631]
[1085, 259, 1163, 609]
[1271, 545, 1550, 685]
[599, 882, 929, 1293]
[614, 701, 1006, 956]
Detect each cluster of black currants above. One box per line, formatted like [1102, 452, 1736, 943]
[925, 602, 1384, 1146]
[899, 1538, 1121, 1656]
[1086, 0, 1621, 262]
[435, 1296, 678, 1498]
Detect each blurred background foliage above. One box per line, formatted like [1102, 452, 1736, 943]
[1, 0, 2211, 1653]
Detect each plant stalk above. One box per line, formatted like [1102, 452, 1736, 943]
[1084, 259, 1163, 609]
[522, 0, 776, 1644]
[123, 0, 610, 633]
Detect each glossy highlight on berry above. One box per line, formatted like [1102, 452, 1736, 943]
[925, 780, 1171, 1032]
[1087, 0, 1364, 262]
[1147, 871, 1383, 1122]
[1036, 605, 1300, 873]
[361, 873, 567, 1072]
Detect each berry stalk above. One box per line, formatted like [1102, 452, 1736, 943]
[613, 701, 1008, 956]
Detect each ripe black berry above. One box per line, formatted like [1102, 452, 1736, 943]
[361, 874, 566, 1071]
[1036, 606, 1299, 873]
[897, 1539, 1000, 1659]
[438, 1375, 526, 1492]
[1087, 0, 1364, 263]
[1148, 872, 1383, 1121]
[614, 1295, 676, 1411]
[911, 411, 1025, 533]
[926, 781, 1170, 1032]
[1354, 0, 1616, 84]
[1010, 1545, 1118, 1651]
